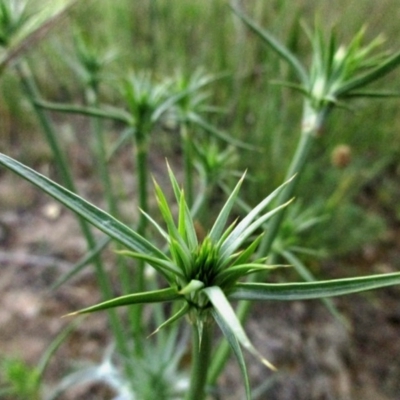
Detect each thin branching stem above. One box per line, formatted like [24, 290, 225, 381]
[181, 122, 194, 208]
[185, 321, 213, 400]
[15, 61, 134, 377]
[207, 102, 329, 385]
[131, 122, 150, 346]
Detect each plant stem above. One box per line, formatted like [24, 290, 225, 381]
[132, 123, 150, 347]
[257, 102, 328, 256]
[182, 123, 194, 208]
[186, 322, 213, 400]
[15, 61, 134, 374]
[207, 102, 330, 385]
[86, 86, 139, 334]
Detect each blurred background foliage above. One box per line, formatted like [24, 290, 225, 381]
[1, 0, 399, 271]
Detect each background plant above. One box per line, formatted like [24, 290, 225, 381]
[0, 1, 400, 399]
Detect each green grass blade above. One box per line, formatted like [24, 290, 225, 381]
[211, 309, 251, 400]
[209, 172, 246, 242]
[0, 153, 166, 259]
[230, 3, 308, 84]
[228, 234, 264, 267]
[149, 302, 190, 336]
[336, 51, 400, 95]
[117, 250, 185, 279]
[51, 236, 111, 291]
[139, 208, 170, 242]
[164, 163, 198, 249]
[230, 272, 400, 301]
[220, 177, 294, 257]
[280, 250, 350, 329]
[203, 286, 276, 370]
[221, 199, 292, 259]
[34, 100, 132, 124]
[66, 287, 180, 316]
[187, 113, 256, 150]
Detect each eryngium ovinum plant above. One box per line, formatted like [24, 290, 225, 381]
[2, 156, 400, 399]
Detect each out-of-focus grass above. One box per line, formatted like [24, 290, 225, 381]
[1, 0, 399, 258]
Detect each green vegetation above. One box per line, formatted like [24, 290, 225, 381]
[0, 0, 399, 399]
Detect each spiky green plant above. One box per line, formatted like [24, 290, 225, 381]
[2, 153, 400, 399]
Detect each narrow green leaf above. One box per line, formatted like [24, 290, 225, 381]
[165, 163, 198, 249]
[149, 302, 189, 337]
[203, 286, 276, 370]
[221, 197, 293, 259]
[107, 126, 135, 161]
[280, 250, 350, 329]
[221, 177, 294, 255]
[229, 234, 264, 267]
[0, 153, 167, 259]
[179, 279, 204, 295]
[139, 208, 170, 242]
[230, 3, 308, 84]
[51, 236, 111, 291]
[169, 237, 191, 275]
[65, 287, 180, 316]
[343, 90, 400, 98]
[217, 264, 284, 288]
[34, 100, 132, 124]
[230, 272, 400, 301]
[209, 172, 246, 243]
[153, 178, 182, 243]
[116, 250, 184, 279]
[211, 309, 252, 400]
[188, 113, 256, 150]
[336, 50, 400, 95]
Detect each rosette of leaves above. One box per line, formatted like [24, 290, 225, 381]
[231, 4, 400, 115]
[2, 153, 400, 399]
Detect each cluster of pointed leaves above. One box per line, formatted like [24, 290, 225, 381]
[231, 4, 400, 111]
[68, 165, 293, 374]
[3, 154, 400, 399]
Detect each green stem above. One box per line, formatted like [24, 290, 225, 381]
[207, 102, 330, 385]
[257, 103, 326, 257]
[132, 124, 150, 347]
[15, 61, 133, 375]
[182, 123, 194, 208]
[86, 87, 138, 330]
[186, 322, 213, 400]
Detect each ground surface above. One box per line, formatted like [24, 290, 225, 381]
[0, 145, 400, 400]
